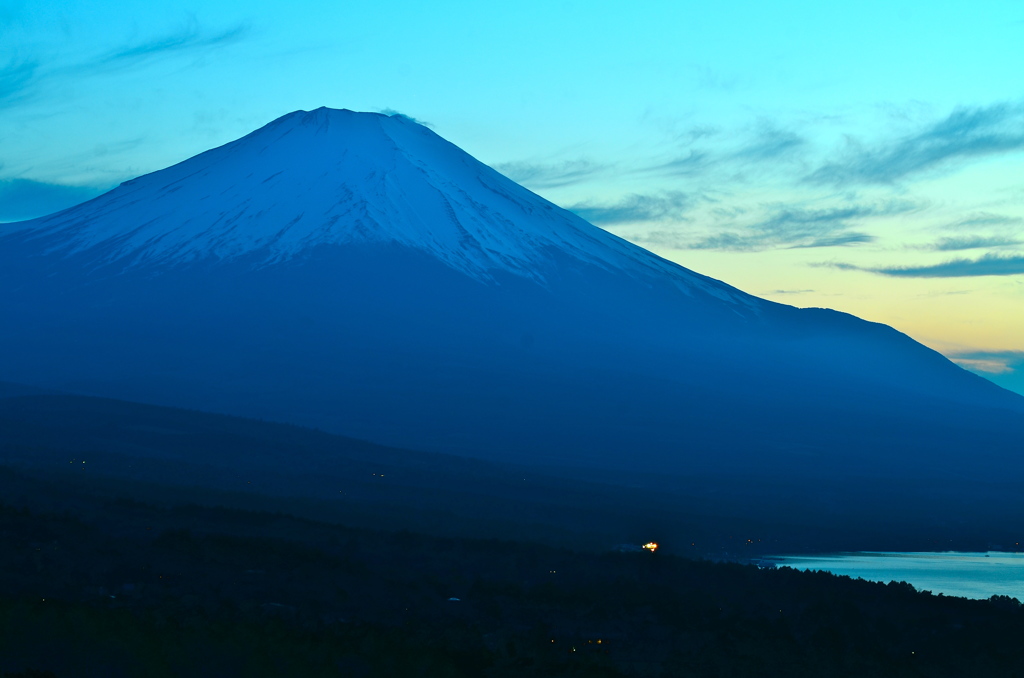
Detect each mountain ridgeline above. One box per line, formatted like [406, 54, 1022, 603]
[2, 107, 1022, 508]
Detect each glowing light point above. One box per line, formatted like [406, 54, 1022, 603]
[643, 542, 658, 552]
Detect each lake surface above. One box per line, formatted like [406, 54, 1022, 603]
[767, 552, 1024, 601]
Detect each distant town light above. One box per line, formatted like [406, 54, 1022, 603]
[643, 542, 658, 552]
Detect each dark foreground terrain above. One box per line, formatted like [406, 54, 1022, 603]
[3, 388, 1023, 558]
[4, 387, 1024, 676]
[2, 467, 1024, 678]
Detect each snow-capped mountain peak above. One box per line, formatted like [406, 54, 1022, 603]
[12, 108, 754, 306]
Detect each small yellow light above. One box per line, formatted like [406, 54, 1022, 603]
[643, 542, 658, 552]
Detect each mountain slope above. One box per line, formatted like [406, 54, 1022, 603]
[1, 108, 1021, 485]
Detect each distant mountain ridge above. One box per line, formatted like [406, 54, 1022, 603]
[1, 108, 1021, 489]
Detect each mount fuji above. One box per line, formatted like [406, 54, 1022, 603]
[2, 108, 1022, 489]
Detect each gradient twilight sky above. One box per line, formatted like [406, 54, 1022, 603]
[2, 0, 1023, 394]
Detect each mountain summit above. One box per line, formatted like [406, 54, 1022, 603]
[12, 108, 750, 306]
[2, 108, 1022, 490]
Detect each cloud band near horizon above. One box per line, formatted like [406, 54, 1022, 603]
[819, 253, 1024, 278]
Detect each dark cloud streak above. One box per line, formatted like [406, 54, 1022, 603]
[790, 232, 875, 248]
[876, 254, 1024, 278]
[808, 102, 1024, 186]
[931, 235, 1022, 251]
[822, 253, 1024, 278]
[943, 212, 1023, 229]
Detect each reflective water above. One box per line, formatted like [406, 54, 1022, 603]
[767, 552, 1024, 600]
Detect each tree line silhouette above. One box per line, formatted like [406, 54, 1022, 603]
[2, 480, 1024, 677]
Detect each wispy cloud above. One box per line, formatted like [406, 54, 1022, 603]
[812, 262, 862, 271]
[682, 125, 720, 142]
[708, 204, 748, 220]
[942, 212, 1023, 229]
[930, 235, 1022, 251]
[734, 122, 807, 161]
[647, 118, 806, 178]
[646, 149, 713, 177]
[824, 253, 1024, 278]
[495, 159, 606, 189]
[685, 200, 916, 251]
[641, 120, 808, 183]
[568, 192, 692, 225]
[0, 19, 249, 109]
[99, 20, 249, 65]
[0, 58, 37, 106]
[0, 178, 105, 222]
[808, 102, 1024, 186]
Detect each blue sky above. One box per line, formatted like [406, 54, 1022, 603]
[2, 0, 1023, 394]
